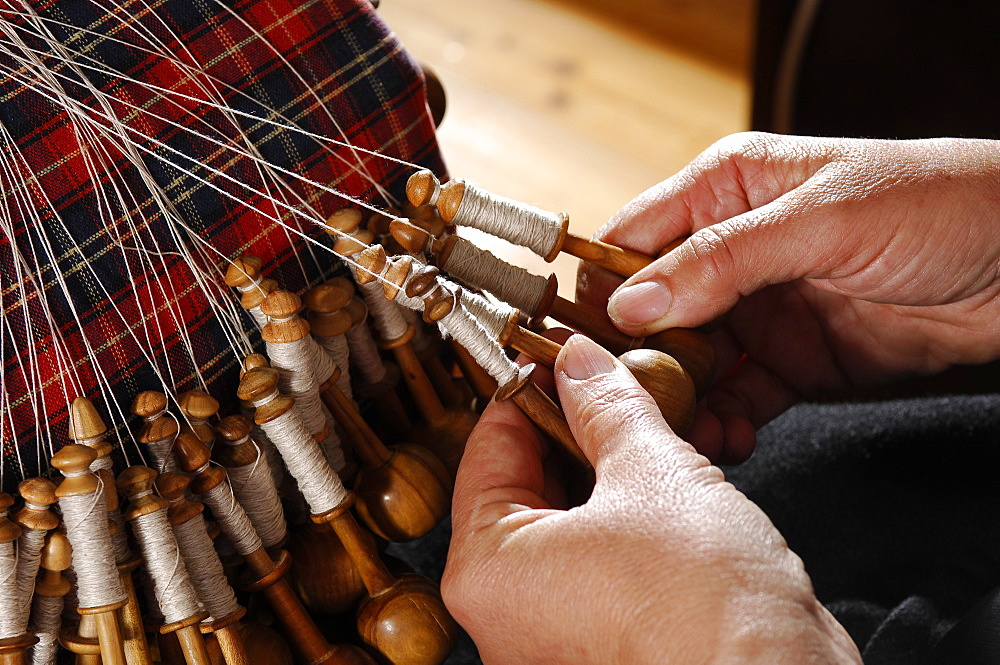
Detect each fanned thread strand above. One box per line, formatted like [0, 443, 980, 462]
[251, 396, 348, 516]
[28, 592, 63, 665]
[225, 442, 288, 549]
[131, 508, 204, 624]
[445, 237, 549, 316]
[454, 181, 565, 259]
[58, 489, 126, 609]
[171, 515, 240, 621]
[198, 479, 263, 558]
[0, 538, 21, 638]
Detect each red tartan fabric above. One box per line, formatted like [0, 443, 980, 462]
[0, 0, 444, 487]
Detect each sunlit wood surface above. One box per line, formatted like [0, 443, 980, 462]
[379, 0, 752, 300]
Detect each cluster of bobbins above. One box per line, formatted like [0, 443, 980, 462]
[0, 172, 715, 665]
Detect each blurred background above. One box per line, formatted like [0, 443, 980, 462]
[379, 0, 755, 301]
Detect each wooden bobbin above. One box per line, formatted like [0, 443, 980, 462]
[390, 220, 716, 396]
[117, 467, 211, 665]
[328, 210, 465, 404]
[237, 369, 457, 665]
[224, 256, 279, 325]
[133, 391, 181, 474]
[319, 366, 451, 542]
[177, 390, 220, 449]
[173, 434, 367, 665]
[0, 493, 36, 665]
[12, 478, 59, 639]
[155, 473, 249, 665]
[213, 415, 288, 551]
[410, 170, 654, 277]
[354, 246, 477, 476]
[33, 531, 72, 664]
[415, 281, 587, 468]
[52, 445, 128, 665]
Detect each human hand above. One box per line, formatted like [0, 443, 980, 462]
[442, 334, 861, 665]
[578, 133, 1000, 461]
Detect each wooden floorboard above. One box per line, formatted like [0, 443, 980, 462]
[378, 0, 751, 300]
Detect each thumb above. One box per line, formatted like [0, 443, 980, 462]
[555, 334, 695, 474]
[606, 193, 835, 335]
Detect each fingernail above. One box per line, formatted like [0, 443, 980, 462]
[561, 334, 616, 380]
[608, 281, 671, 325]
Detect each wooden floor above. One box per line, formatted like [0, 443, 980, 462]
[378, 0, 753, 300]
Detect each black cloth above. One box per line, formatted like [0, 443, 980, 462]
[724, 393, 1000, 664]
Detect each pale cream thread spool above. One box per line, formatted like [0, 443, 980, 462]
[313, 332, 353, 400]
[395, 266, 520, 387]
[28, 531, 72, 665]
[262, 291, 346, 473]
[119, 467, 211, 665]
[0, 493, 24, 640]
[460, 289, 518, 343]
[69, 397, 133, 564]
[446, 179, 567, 260]
[156, 473, 240, 623]
[173, 434, 265, 558]
[12, 478, 59, 630]
[237, 356, 288, 493]
[343, 297, 389, 385]
[133, 391, 181, 474]
[224, 256, 276, 329]
[240, 369, 350, 516]
[440, 235, 550, 317]
[303, 280, 355, 399]
[128, 500, 204, 624]
[214, 416, 287, 550]
[53, 448, 127, 611]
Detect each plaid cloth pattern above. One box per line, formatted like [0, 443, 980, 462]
[0, 0, 444, 488]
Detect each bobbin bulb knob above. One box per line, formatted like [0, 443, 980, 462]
[304, 282, 352, 314]
[131, 390, 168, 418]
[154, 473, 204, 525]
[420, 287, 456, 324]
[115, 466, 158, 501]
[177, 390, 220, 422]
[260, 290, 303, 319]
[435, 180, 465, 223]
[617, 348, 697, 435]
[242, 353, 271, 374]
[173, 433, 212, 475]
[15, 478, 60, 531]
[52, 445, 99, 497]
[0, 493, 20, 542]
[406, 170, 441, 207]
[354, 245, 388, 285]
[41, 531, 73, 574]
[325, 208, 364, 234]
[382, 255, 413, 300]
[215, 414, 254, 444]
[389, 219, 432, 255]
[261, 291, 311, 343]
[237, 367, 280, 403]
[357, 574, 458, 665]
[69, 397, 108, 441]
[224, 256, 262, 287]
[309, 308, 352, 337]
[404, 265, 440, 299]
